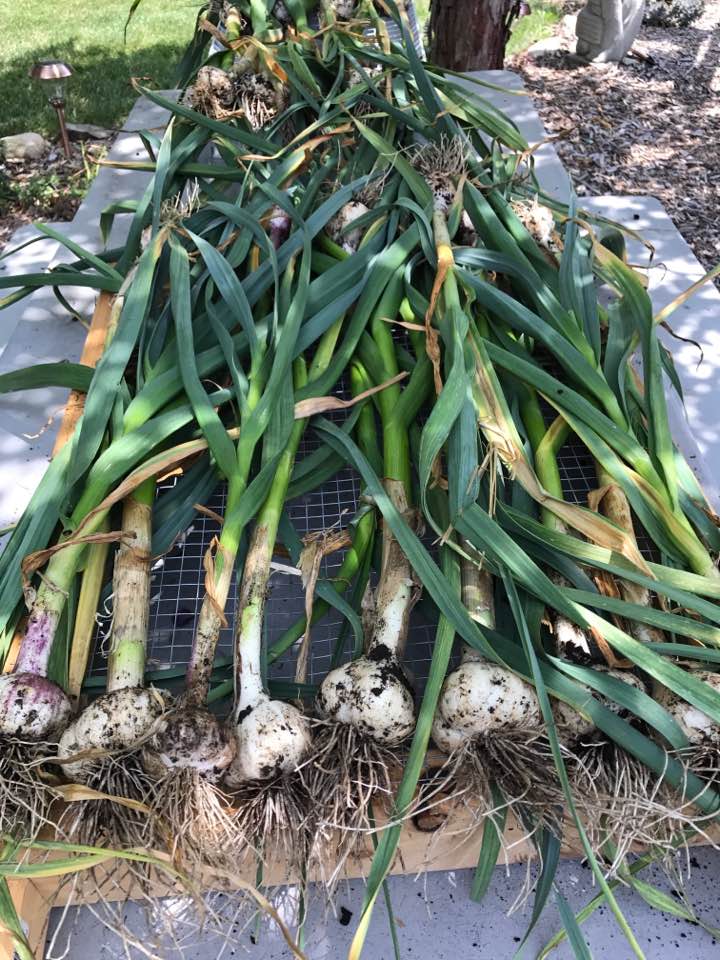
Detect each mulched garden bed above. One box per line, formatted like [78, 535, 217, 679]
[509, 1, 720, 277]
[0, 139, 107, 250]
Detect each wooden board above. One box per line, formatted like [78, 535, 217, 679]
[0, 807, 571, 958]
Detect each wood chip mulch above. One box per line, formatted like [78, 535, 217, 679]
[0, 141, 106, 252]
[508, 2, 720, 278]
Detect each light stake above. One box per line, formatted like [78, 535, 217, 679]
[29, 60, 73, 160]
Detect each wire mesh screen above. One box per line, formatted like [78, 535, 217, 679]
[89, 414, 441, 690]
[90, 402, 653, 697]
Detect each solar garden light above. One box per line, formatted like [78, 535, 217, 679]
[30, 60, 73, 160]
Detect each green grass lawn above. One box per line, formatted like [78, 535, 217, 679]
[0, 0, 198, 140]
[0, 0, 563, 143]
[506, 0, 563, 55]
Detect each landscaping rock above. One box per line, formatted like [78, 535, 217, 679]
[0, 133, 48, 162]
[66, 123, 114, 141]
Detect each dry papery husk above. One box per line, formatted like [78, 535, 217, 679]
[510, 196, 563, 259]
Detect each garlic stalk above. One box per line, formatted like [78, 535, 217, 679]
[316, 476, 417, 745]
[594, 464, 665, 645]
[521, 394, 602, 663]
[58, 481, 163, 784]
[225, 358, 312, 787]
[56, 480, 165, 850]
[316, 278, 418, 746]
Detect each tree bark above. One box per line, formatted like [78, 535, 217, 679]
[429, 0, 513, 71]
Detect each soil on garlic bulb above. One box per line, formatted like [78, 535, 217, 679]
[657, 671, 720, 749]
[142, 702, 238, 870]
[0, 672, 73, 837]
[316, 646, 416, 745]
[57, 687, 165, 782]
[310, 511, 419, 878]
[55, 687, 167, 849]
[332, 0, 356, 19]
[429, 661, 563, 836]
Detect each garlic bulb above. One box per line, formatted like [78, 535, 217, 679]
[432, 659, 541, 754]
[58, 687, 164, 782]
[0, 673, 72, 741]
[656, 671, 720, 746]
[225, 695, 311, 785]
[553, 668, 648, 744]
[144, 705, 236, 782]
[316, 507, 418, 747]
[317, 649, 415, 746]
[327, 201, 370, 254]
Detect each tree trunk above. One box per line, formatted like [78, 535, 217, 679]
[429, 0, 513, 71]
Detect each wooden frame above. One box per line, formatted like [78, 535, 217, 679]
[0, 291, 715, 958]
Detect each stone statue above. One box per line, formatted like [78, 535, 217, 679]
[575, 0, 646, 62]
